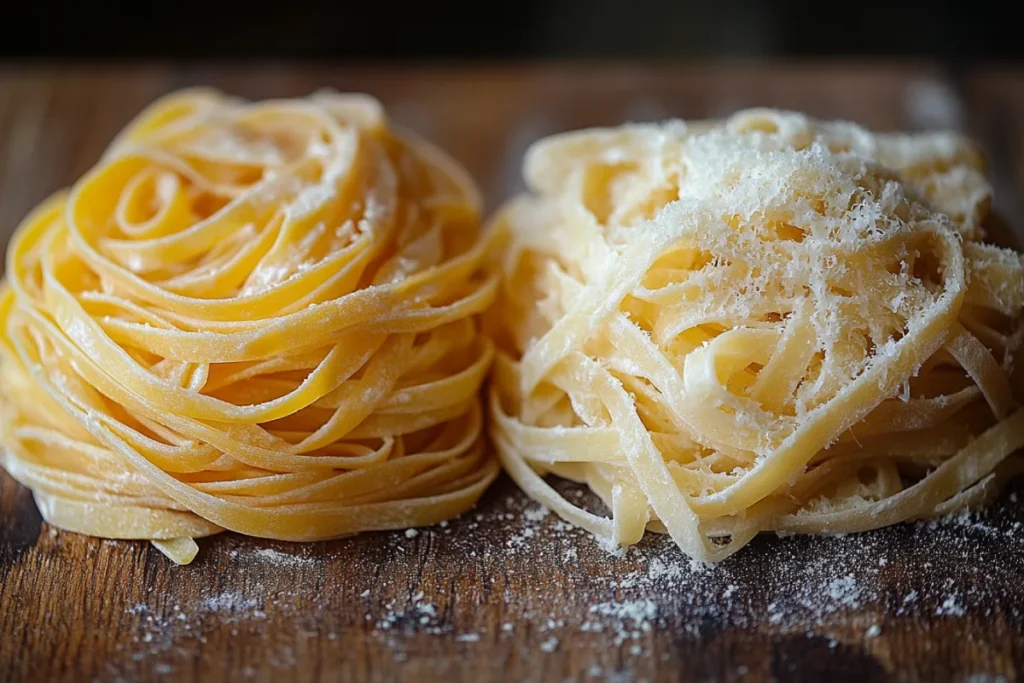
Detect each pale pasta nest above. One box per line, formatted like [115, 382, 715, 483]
[488, 108, 1024, 562]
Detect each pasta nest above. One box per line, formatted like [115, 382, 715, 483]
[488, 108, 1024, 562]
[0, 88, 500, 564]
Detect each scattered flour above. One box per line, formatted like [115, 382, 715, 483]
[825, 575, 862, 609]
[249, 547, 315, 567]
[202, 592, 262, 615]
[109, 480, 1024, 679]
[936, 594, 966, 617]
[586, 600, 657, 645]
[523, 505, 550, 523]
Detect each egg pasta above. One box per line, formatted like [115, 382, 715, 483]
[488, 109, 1024, 562]
[0, 88, 500, 564]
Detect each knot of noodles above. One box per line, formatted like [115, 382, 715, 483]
[488, 109, 1024, 563]
[0, 88, 500, 564]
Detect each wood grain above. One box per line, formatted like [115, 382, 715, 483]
[1, 63, 1023, 683]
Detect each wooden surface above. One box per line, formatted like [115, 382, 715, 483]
[1, 63, 1024, 683]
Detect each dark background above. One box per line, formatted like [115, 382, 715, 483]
[2, 0, 1021, 61]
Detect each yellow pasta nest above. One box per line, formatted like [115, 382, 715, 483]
[0, 88, 500, 564]
[488, 108, 1024, 563]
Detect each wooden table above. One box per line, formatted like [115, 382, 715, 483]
[1, 63, 1023, 683]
